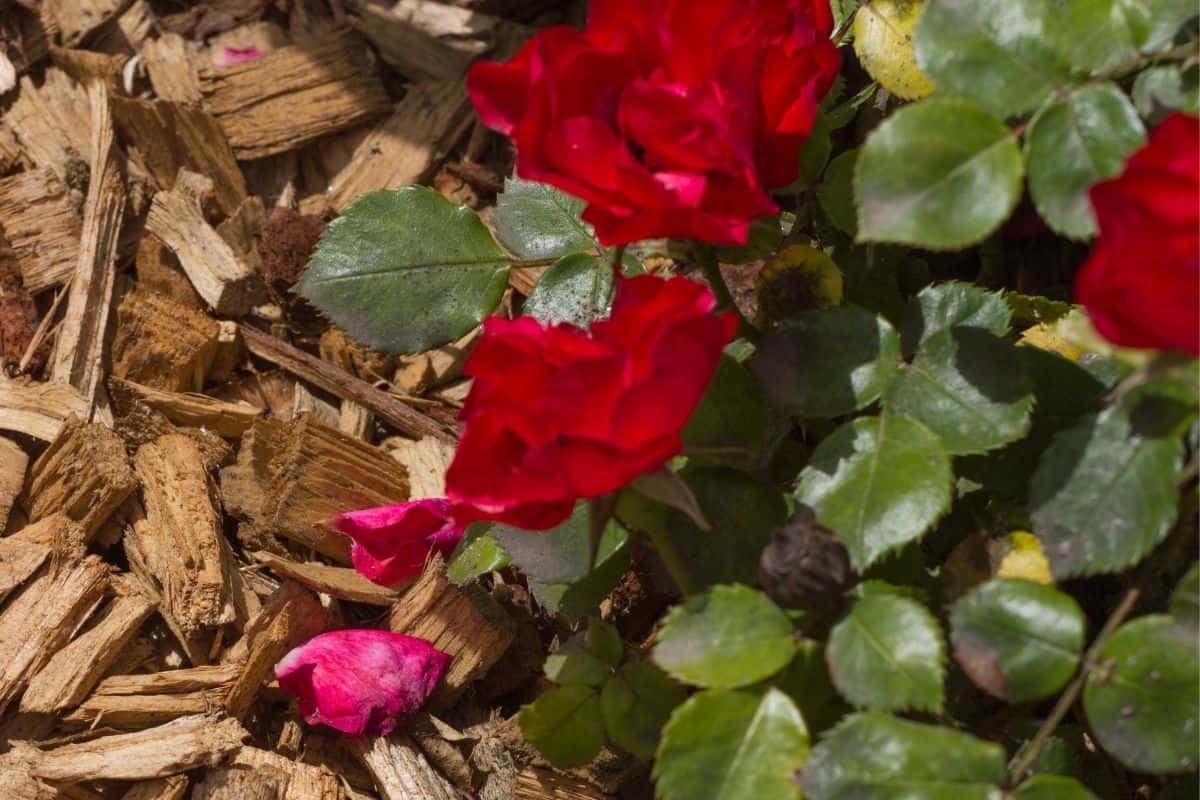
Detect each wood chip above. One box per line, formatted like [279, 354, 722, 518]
[0, 759, 64, 799]
[43, 0, 129, 46]
[229, 746, 346, 800]
[0, 377, 89, 441]
[112, 96, 248, 216]
[0, 536, 48, 604]
[0, 168, 83, 293]
[146, 169, 265, 316]
[109, 377, 262, 438]
[386, 436, 455, 500]
[21, 586, 157, 713]
[349, 734, 457, 800]
[22, 714, 248, 783]
[50, 81, 126, 410]
[141, 33, 203, 104]
[129, 434, 239, 635]
[199, 30, 391, 160]
[192, 763, 289, 800]
[0, 553, 109, 713]
[119, 776, 189, 800]
[22, 416, 138, 540]
[240, 325, 456, 442]
[111, 290, 220, 393]
[514, 768, 613, 800]
[388, 555, 515, 705]
[394, 326, 480, 396]
[328, 79, 471, 211]
[0, 435, 28, 530]
[250, 550, 406, 606]
[5, 69, 91, 182]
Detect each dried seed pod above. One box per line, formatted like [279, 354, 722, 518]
[759, 509, 854, 621]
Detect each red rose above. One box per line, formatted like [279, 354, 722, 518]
[334, 499, 467, 587]
[1076, 113, 1199, 356]
[467, 0, 839, 246]
[445, 273, 738, 530]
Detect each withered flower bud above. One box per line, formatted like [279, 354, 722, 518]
[759, 508, 854, 622]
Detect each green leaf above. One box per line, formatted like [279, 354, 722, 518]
[914, 0, 1070, 117]
[493, 177, 596, 260]
[529, 528, 631, 624]
[775, 639, 849, 736]
[1084, 615, 1199, 774]
[751, 306, 902, 418]
[655, 688, 809, 800]
[1170, 563, 1200, 631]
[885, 327, 1034, 455]
[1133, 66, 1200, 116]
[587, 618, 623, 667]
[518, 686, 605, 767]
[298, 187, 511, 354]
[797, 111, 833, 188]
[654, 585, 797, 689]
[950, 579, 1086, 703]
[523, 253, 613, 327]
[796, 413, 953, 571]
[801, 712, 1007, 800]
[855, 97, 1023, 249]
[600, 662, 687, 759]
[544, 635, 612, 688]
[827, 582, 945, 712]
[1013, 775, 1099, 800]
[1054, 0, 1197, 75]
[1025, 84, 1146, 239]
[659, 467, 789, 589]
[902, 281, 1011, 354]
[682, 355, 771, 469]
[446, 525, 508, 584]
[1031, 407, 1183, 578]
[816, 149, 859, 236]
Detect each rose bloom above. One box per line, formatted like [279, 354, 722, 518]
[467, 0, 839, 246]
[445, 273, 737, 530]
[275, 629, 450, 736]
[1076, 113, 1199, 356]
[334, 499, 466, 587]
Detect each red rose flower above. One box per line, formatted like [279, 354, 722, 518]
[445, 273, 737, 530]
[467, 0, 839, 246]
[1076, 113, 1199, 356]
[275, 629, 450, 736]
[334, 499, 467, 587]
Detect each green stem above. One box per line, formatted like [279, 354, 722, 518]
[695, 245, 758, 341]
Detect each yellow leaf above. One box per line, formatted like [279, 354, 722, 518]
[853, 0, 934, 101]
[1017, 322, 1084, 362]
[755, 245, 844, 326]
[995, 531, 1053, 586]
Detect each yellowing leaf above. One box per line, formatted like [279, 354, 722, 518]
[853, 1, 934, 101]
[755, 245, 843, 326]
[1018, 323, 1084, 362]
[995, 531, 1053, 586]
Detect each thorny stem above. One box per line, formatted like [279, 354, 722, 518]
[1005, 585, 1141, 786]
[695, 245, 759, 341]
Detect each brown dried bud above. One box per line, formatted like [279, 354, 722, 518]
[759, 509, 854, 621]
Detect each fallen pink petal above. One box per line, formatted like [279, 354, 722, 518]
[275, 629, 451, 736]
[213, 46, 265, 68]
[334, 498, 467, 586]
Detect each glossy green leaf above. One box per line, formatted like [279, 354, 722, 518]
[587, 618, 623, 667]
[817, 149, 859, 236]
[655, 688, 809, 800]
[544, 635, 612, 688]
[1031, 407, 1184, 578]
[796, 413, 953, 570]
[901, 281, 1010, 354]
[297, 187, 510, 353]
[528, 527, 631, 624]
[1170, 563, 1200, 631]
[600, 662, 687, 759]
[950, 579, 1085, 702]
[1053, 0, 1196, 75]
[493, 177, 596, 260]
[801, 712, 1007, 800]
[775, 639, 849, 735]
[1084, 615, 1200, 774]
[682, 355, 771, 468]
[446, 526, 509, 584]
[653, 585, 797, 689]
[1026, 84, 1146, 239]
[518, 685, 605, 767]
[827, 582, 945, 712]
[855, 98, 1023, 249]
[523, 253, 613, 327]
[1013, 775, 1099, 800]
[885, 327, 1034, 455]
[1133, 66, 1200, 116]
[752, 306, 902, 418]
[914, 0, 1070, 116]
[659, 467, 789, 589]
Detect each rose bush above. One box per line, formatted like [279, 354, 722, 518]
[466, 0, 839, 245]
[1076, 113, 1199, 356]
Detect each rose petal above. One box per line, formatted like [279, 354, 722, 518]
[334, 500, 467, 587]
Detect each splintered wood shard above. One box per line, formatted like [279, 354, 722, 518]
[24, 714, 248, 783]
[0, 554, 109, 713]
[0, 536, 48, 604]
[199, 30, 391, 160]
[0, 168, 82, 293]
[6, 69, 91, 182]
[50, 81, 126, 410]
[0, 378, 89, 441]
[350, 734, 457, 800]
[227, 746, 346, 800]
[22, 416, 138, 540]
[146, 169, 264, 316]
[109, 377, 262, 439]
[130, 434, 238, 635]
[66, 664, 239, 729]
[328, 79, 472, 211]
[111, 290, 221, 393]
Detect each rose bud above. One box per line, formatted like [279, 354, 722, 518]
[275, 629, 451, 736]
[759, 508, 854, 623]
[334, 499, 467, 587]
